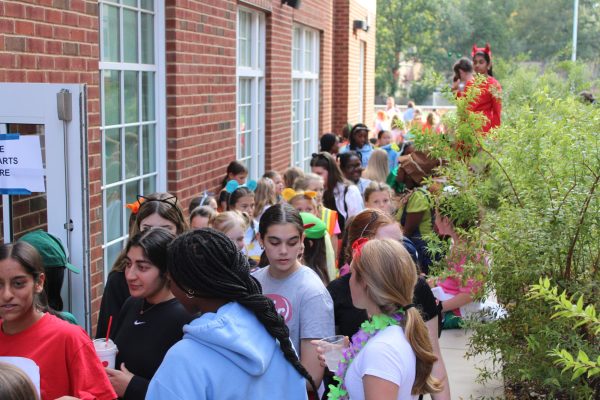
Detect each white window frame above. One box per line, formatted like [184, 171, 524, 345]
[291, 25, 320, 171]
[358, 40, 365, 123]
[98, 0, 166, 274]
[236, 7, 265, 181]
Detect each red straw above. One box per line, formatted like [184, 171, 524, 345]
[105, 315, 113, 343]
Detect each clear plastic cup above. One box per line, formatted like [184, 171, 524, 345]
[93, 339, 118, 369]
[319, 335, 346, 371]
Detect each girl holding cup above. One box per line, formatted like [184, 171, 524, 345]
[106, 228, 192, 400]
[0, 242, 116, 400]
[319, 239, 442, 399]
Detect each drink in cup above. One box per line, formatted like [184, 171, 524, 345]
[319, 335, 346, 371]
[93, 339, 118, 369]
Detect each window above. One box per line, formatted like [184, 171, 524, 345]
[237, 8, 265, 180]
[99, 0, 165, 273]
[292, 26, 320, 171]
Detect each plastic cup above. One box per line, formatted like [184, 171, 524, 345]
[319, 335, 346, 371]
[93, 339, 118, 369]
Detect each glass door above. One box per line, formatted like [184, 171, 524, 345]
[0, 83, 89, 330]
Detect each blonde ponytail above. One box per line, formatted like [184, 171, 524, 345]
[404, 307, 442, 394]
[353, 239, 442, 395]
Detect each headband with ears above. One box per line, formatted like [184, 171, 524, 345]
[281, 188, 317, 203]
[225, 179, 257, 194]
[471, 43, 492, 58]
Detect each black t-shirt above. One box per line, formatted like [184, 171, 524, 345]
[96, 270, 130, 339]
[111, 297, 193, 400]
[326, 275, 439, 339]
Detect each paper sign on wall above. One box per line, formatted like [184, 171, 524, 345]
[0, 134, 45, 194]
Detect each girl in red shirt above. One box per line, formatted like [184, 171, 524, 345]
[0, 242, 116, 400]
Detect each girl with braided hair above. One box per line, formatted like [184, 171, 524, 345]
[252, 204, 335, 396]
[146, 228, 314, 400]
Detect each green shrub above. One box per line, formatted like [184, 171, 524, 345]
[416, 62, 600, 398]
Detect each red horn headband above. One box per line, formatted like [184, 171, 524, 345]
[471, 43, 492, 58]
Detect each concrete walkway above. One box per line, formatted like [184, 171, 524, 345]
[436, 329, 505, 399]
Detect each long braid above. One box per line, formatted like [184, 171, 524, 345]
[168, 229, 317, 393]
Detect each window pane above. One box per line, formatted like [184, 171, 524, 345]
[103, 70, 121, 126]
[125, 180, 140, 223]
[293, 27, 301, 71]
[105, 241, 123, 274]
[102, 5, 119, 62]
[238, 11, 252, 67]
[105, 128, 121, 184]
[141, 12, 154, 64]
[140, 0, 154, 11]
[105, 185, 123, 242]
[143, 176, 156, 194]
[304, 31, 313, 71]
[123, 0, 137, 7]
[123, 9, 138, 63]
[142, 124, 156, 174]
[124, 71, 139, 123]
[125, 125, 139, 178]
[142, 71, 155, 121]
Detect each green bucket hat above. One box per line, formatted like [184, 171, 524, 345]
[300, 212, 327, 240]
[19, 230, 80, 273]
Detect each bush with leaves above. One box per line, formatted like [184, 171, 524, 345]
[414, 62, 600, 398]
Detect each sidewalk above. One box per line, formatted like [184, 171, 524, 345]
[437, 329, 504, 399]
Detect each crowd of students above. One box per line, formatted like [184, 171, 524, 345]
[0, 47, 503, 400]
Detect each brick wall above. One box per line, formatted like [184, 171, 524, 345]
[331, 0, 376, 133]
[1, 0, 357, 331]
[0, 0, 103, 323]
[168, 0, 334, 210]
[164, 1, 238, 212]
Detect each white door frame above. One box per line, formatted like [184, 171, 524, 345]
[0, 83, 90, 331]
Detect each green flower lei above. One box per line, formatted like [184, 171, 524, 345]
[327, 311, 404, 400]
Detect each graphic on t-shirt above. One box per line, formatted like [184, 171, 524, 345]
[266, 294, 293, 323]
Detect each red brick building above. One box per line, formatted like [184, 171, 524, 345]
[0, 0, 376, 331]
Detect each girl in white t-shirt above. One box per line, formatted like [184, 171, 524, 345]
[320, 239, 442, 400]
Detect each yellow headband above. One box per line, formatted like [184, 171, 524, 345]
[281, 188, 317, 203]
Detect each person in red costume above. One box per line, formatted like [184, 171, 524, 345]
[469, 43, 502, 133]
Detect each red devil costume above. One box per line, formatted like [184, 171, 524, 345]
[460, 43, 502, 133]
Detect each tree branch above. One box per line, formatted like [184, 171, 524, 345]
[564, 173, 600, 280]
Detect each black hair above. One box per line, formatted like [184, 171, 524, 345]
[377, 130, 391, 140]
[453, 58, 473, 77]
[473, 51, 493, 76]
[189, 205, 217, 224]
[349, 123, 369, 150]
[188, 193, 216, 214]
[221, 161, 248, 189]
[309, 152, 346, 212]
[303, 237, 329, 285]
[319, 133, 338, 153]
[227, 187, 254, 210]
[125, 228, 176, 277]
[258, 203, 304, 238]
[337, 151, 362, 176]
[167, 228, 317, 393]
[0, 242, 64, 320]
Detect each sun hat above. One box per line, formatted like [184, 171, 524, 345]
[19, 230, 80, 273]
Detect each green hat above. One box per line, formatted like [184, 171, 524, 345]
[300, 212, 327, 240]
[19, 230, 80, 273]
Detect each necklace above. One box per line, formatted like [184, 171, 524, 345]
[327, 311, 405, 400]
[139, 300, 158, 315]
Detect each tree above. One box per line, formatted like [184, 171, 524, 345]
[375, 0, 441, 97]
